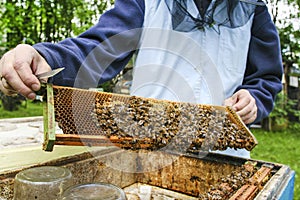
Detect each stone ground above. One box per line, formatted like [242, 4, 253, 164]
[0, 117, 45, 149]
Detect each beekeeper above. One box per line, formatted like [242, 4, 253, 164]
[0, 0, 283, 158]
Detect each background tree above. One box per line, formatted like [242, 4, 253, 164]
[0, 0, 113, 50]
[0, 0, 114, 110]
[268, 0, 300, 75]
[266, 0, 300, 127]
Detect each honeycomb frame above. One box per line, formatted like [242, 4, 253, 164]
[43, 84, 258, 152]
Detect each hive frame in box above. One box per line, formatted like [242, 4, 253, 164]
[42, 84, 258, 152]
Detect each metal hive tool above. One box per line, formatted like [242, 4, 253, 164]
[42, 84, 257, 152]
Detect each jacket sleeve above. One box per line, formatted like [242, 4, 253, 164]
[236, 4, 283, 123]
[33, 0, 145, 88]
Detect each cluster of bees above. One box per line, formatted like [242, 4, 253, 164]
[199, 162, 258, 199]
[88, 95, 255, 152]
[52, 86, 255, 151]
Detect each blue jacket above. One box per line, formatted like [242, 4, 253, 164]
[33, 0, 283, 123]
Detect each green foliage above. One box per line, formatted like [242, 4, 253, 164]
[0, 94, 26, 111]
[279, 24, 300, 67]
[270, 92, 300, 125]
[98, 81, 115, 93]
[0, 0, 114, 53]
[72, 0, 114, 35]
[274, 0, 300, 67]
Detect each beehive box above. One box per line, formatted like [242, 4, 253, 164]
[0, 147, 295, 199]
[0, 85, 294, 199]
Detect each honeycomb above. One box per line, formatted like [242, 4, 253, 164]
[52, 85, 257, 152]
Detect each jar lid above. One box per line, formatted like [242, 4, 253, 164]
[15, 166, 72, 183]
[61, 183, 127, 200]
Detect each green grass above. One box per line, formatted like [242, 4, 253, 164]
[250, 128, 299, 199]
[0, 100, 43, 119]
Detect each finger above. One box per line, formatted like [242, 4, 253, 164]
[235, 101, 253, 117]
[0, 78, 18, 96]
[244, 116, 257, 125]
[238, 106, 255, 120]
[0, 48, 36, 97]
[238, 104, 257, 124]
[6, 90, 18, 97]
[1, 45, 43, 99]
[1, 76, 13, 90]
[224, 95, 237, 108]
[2, 66, 37, 99]
[242, 110, 257, 124]
[0, 76, 20, 94]
[232, 96, 249, 111]
[233, 92, 256, 112]
[236, 96, 256, 116]
[0, 65, 16, 93]
[13, 44, 41, 91]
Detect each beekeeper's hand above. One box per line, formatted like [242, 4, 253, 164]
[224, 89, 257, 125]
[0, 44, 51, 100]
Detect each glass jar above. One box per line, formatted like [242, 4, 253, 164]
[60, 183, 127, 200]
[14, 166, 73, 200]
